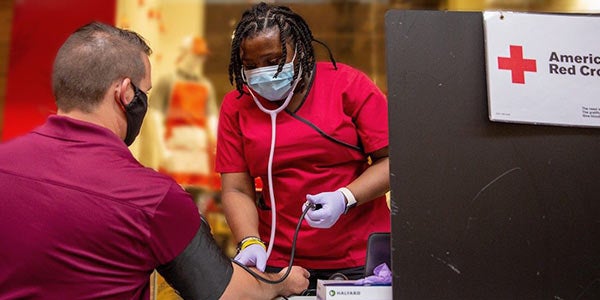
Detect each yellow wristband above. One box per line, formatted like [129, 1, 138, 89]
[241, 239, 266, 251]
[237, 236, 266, 253]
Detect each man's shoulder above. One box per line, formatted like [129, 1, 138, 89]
[109, 166, 195, 216]
[119, 165, 181, 192]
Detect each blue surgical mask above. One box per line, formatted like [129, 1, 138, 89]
[243, 51, 296, 101]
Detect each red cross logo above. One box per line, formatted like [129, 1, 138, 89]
[497, 45, 537, 84]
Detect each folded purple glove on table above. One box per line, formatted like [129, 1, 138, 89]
[354, 263, 392, 285]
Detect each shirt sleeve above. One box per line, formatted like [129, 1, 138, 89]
[344, 68, 389, 154]
[156, 216, 233, 300]
[147, 182, 201, 265]
[215, 94, 249, 173]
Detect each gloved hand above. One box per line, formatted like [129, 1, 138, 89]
[234, 243, 267, 272]
[354, 263, 392, 285]
[303, 190, 346, 228]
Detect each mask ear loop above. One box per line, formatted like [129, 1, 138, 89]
[245, 66, 302, 261]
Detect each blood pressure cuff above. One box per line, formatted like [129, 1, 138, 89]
[156, 216, 234, 299]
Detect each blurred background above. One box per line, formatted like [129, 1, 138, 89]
[1, 0, 600, 143]
[0, 0, 598, 298]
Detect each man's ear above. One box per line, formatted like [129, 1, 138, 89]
[115, 78, 134, 106]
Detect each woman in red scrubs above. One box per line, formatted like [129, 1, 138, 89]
[216, 1, 390, 293]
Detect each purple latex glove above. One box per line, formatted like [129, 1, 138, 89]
[303, 190, 346, 229]
[234, 243, 267, 272]
[354, 263, 392, 285]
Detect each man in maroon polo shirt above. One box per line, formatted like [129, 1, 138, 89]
[0, 22, 308, 299]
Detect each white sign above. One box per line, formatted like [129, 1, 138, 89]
[483, 11, 600, 127]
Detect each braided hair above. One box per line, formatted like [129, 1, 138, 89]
[228, 2, 336, 97]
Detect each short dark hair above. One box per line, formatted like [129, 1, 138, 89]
[229, 2, 328, 98]
[52, 22, 152, 113]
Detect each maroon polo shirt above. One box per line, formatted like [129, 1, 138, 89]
[0, 115, 200, 299]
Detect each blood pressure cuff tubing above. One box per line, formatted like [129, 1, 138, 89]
[156, 216, 234, 299]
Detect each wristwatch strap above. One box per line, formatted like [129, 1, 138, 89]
[337, 187, 357, 214]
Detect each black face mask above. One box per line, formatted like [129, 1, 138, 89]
[123, 82, 148, 146]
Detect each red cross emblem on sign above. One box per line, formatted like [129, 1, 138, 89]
[497, 45, 537, 84]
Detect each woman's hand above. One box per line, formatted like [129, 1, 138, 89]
[303, 190, 346, 228]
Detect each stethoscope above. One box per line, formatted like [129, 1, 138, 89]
[243, 66, 303, 260]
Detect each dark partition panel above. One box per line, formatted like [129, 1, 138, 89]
[385, 10, 599, 300]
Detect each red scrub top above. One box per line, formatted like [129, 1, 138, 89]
[216, 62, 390, 269]
[0, 116, 200, 299]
